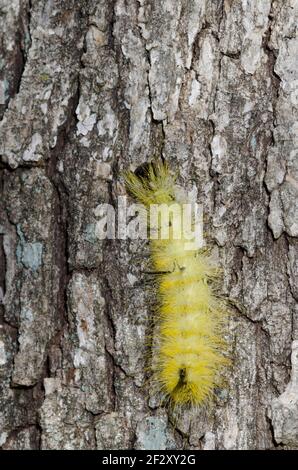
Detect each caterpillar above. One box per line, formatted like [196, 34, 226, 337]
[124, 161, 229, 407]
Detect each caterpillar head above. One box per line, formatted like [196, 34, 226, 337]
[157, 351, 226, 406]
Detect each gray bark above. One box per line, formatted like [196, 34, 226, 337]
[0, 0, 298, 450]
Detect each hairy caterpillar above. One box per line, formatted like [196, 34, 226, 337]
[125, 162, 229, 407]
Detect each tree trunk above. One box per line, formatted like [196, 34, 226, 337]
[0, 0, 298, 450]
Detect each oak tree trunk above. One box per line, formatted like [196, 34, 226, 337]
[0, 0, 298, 450]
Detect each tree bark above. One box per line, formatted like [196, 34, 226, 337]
[0, 0, 298, 450]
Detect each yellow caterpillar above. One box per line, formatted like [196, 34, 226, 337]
[125, 161, 229, 407]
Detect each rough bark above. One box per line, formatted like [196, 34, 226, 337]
[0, 0, 298, 450]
